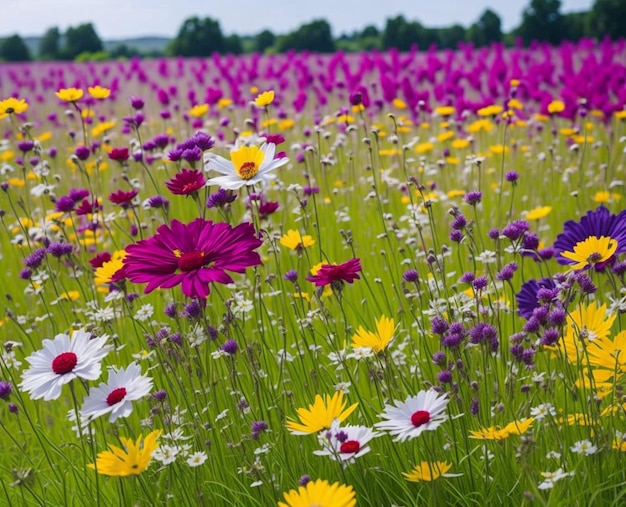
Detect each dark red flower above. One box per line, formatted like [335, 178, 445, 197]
[109, 189, 139, 208]
[108, 148, 130, 162]
[306, 258, 362, 287]
[165, 168, 206, 196]
[76, 198, 102, 216]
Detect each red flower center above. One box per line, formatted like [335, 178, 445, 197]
[181, 182, 200, 194]
[51, 352, 78, 375]
[411, 410, 431, 427]
[106, 387, 127, 406]
[339, 440, 361, 454]
[238, 161, 258, 180]
[177, 251, 207, 272]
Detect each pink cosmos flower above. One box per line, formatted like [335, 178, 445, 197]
[115, 218, 262, 299]
[165, 168, 206, 196]
[306, 258, 362, 287]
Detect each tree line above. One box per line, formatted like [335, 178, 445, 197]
[1, 0, 624, 62]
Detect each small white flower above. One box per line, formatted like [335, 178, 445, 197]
[186, 452, 208, 467]
[570, 439, 598, 456]
[530, 403, 556, 421]
[538, 468, 574, 490]
[134, 304, 154, 322]
[153, 445, 180, 465]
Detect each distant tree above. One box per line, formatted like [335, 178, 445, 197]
[360, 25, 380, 39]
[224, 34, 243, 55]
[437, 24, 467, 49]
[516, 0, 565, 45]
[169, 16, 224, 56]
[469, 9, 502, 46]
[0, 34, 31, 61]
[382, 16, 413, 50]
[63, 23, 103, 60]
[109, 44, 142, 59]
[39, 27, 61, 60]
[255, 29, 275, 53]
[562, 12, 592, 40]
[278, 19, 335, 53]
[591, 0, 626, 39]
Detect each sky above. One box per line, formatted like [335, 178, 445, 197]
[1, 0, 594, 40]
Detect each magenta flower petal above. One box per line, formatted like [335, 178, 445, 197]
[119, 219, 262, 299]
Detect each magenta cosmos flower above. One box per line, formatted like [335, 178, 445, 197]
[115, 219, 262, 299]
[306, 258, 362, 287]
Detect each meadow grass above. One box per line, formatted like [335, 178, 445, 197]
[1, 42, 626, 506]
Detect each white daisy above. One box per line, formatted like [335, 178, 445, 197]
[204, 142, 288, 190]
[186, 451, 208, 467]
[314, 420, 379, 465]
[80, 362, 153, 423]
[374, 389, 449, 442]
[19, 329, 112, 401]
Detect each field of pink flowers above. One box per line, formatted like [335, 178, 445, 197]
[1, 38, 626, 506]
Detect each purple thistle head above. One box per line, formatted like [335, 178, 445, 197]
[24, 248, 47, 269]
[502, 220, 529, 241]
[206, 188, 237, 208]
[464, 191, 482, 205]
[0, 381, 13, 400]
[221, 339, 238, 355]
[55, 195, 76, 212]
[402, 269, 419, 283]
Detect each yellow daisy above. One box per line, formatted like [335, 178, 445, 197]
[286, 391, 358, 435]
[278, 479, 356, 507]
[88, 430, 161, 476]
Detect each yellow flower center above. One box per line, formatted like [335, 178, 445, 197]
[561, 235, 618, 270]
[230, 145, 264, 180]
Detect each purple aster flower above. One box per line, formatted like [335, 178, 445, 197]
[114, 219, 262, 299]
[431, 316, 449, 335]
[437, 370, 453, 383]
[181, 146, 202, 163]
[190, 132, 214, 151]
[450, 230, 463, 242]
[505, 171, 519, 183]
[164, 303, 178, 318]
[554, 207, 626, 269]
[147, 195, 170, 209]
[516, 278, 557, 319]
[18, 140, 35, 153]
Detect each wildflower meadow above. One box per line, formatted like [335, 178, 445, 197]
[2, 39, 626, 506]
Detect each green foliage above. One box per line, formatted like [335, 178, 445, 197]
[517, 0, 565, 45]
[39, 27, 61, 61]
[224, 34, 243, 55]
[468, 9, 503, 47]
[63, 23, 103, 60]
[254, 30, 275, 54]
[75, 51, 110, 62]
[591, 0, 626, 39]
[278, 19, 335, 53]
[0, 34, 31, 62]
[169, 16, 224, 57]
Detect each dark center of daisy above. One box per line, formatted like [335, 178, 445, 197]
[6, 107, 14, 114]
[411, 410, 431, 427]
[586, 252, 602, 263]
[177, 251, 207, 272]
[51, 352, 78, 375]
[237, 161, 258, 180]
[106, 387, 127, 406]
[339, 440, 361, 454]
